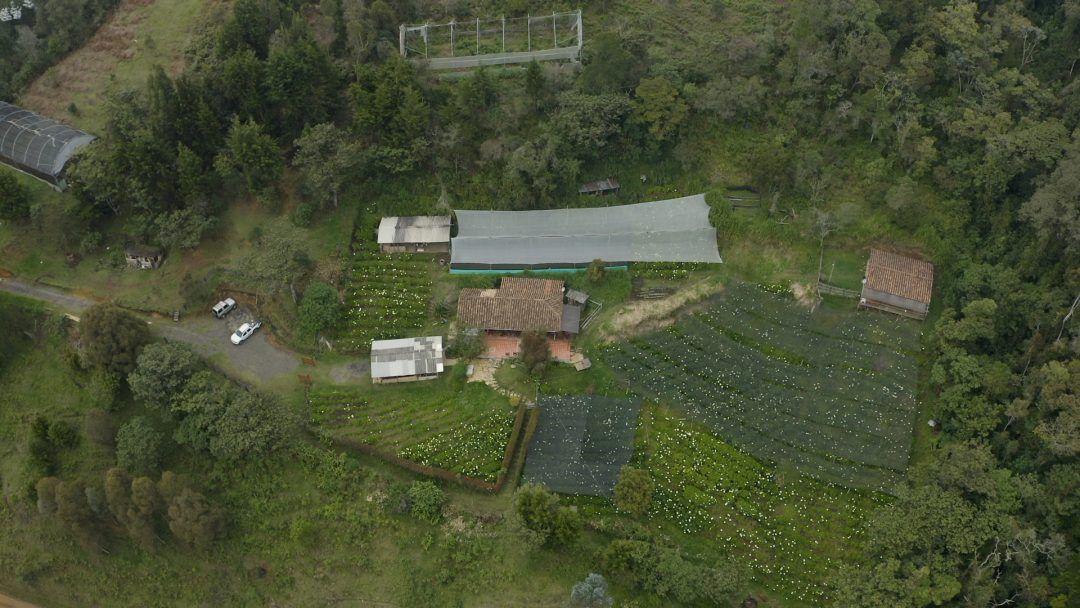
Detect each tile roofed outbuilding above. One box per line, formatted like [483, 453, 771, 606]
[457, 277, 566, 332]
[864, 249, 934, 304]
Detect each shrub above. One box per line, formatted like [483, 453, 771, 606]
[168, 488, 226, 548]
[614, 466, 654, 516]
[519, 331, 550, 375]
[297, 281, 341, 340]
[570, 573, 614, 608]
[406, 481, 445, 524]
[0, 172, 30, 221]
[115, 417, 164, 475]
[587, 259, 606, 284]
[552, 506, 582, 545]
[46, 420, 79, 450]
[128, 342, 203, 411]
[84, 409, 117, 447]
[514, 483, 559, 543]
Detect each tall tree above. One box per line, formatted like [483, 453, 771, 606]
[214, 117, 283, 198]
[80, 305, 151, 378]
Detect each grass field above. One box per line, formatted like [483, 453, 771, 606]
[310, 370, 518, 482]
[602, 281, 919, 492]
[18, 0, 215, 134]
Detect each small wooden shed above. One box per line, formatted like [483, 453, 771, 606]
[124, 245, 164, 270]
[860, 249, 934, 320]
[579, 178, 620, 196]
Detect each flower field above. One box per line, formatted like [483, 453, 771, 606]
[309, 379, 516, 482]
[522, 395, 642, 497]
[602, 281, 919, 492]
[639, 407, 881, 604]
[340, 251, 434, 352]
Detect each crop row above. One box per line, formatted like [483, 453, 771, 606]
[643, 409, 878, 604]
[340, 252, 433, 352]
[601, 283, 918, 492]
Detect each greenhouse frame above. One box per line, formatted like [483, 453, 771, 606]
[0, 101, 96, 190]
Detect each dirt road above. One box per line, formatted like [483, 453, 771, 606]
[0, 278, 300, 384]
[0, 591, 40, 608]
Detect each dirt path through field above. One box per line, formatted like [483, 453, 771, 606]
[0, 591, 40, 608]
[18, 0, 206, 131]
[594, 276, 724, 341]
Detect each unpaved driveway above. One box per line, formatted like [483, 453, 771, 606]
[0, 278, 299, 384]
[0, 591, 40, 608]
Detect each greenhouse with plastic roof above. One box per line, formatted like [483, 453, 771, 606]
[0, 101, 96, 190]
[449, 194, 723, 272]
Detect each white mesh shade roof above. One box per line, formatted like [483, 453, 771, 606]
[0, 101, 95, 187]
[377, 216, 452, 245]
[451, 195, 722, 269]
[370, 336, 444, 379]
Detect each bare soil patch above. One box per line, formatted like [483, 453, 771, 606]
[595, 277, 724, 342]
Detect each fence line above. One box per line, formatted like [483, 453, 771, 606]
[817, 280, 860, 299]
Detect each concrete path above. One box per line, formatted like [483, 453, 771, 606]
[0, 277, 299, 384]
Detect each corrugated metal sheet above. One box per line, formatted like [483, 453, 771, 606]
[370, 336, 444, 379]
[451, 195, 723, 268]
[377, 216, 451, 245]
[864, 249, 934, 305]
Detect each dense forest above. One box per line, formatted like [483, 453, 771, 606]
[1, 0, 1078, 606]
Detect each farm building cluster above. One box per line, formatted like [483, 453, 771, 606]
[360, 199, 936, 385]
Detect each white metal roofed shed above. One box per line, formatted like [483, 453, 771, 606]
[450, 195, 723, 271]
[377, 216, 452, 253]
[370, 336, 445, 384]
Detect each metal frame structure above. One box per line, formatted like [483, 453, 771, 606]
[400, 10, 583, 70]
[0, 101, 95, 191]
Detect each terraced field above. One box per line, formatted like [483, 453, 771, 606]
[602, 282, 919, 492]
[339, 252, 434, 353]
[310, 375, 516, 482]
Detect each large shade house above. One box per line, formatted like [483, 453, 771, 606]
[450, 194, 723, 272]
[0, 101, 96, 190]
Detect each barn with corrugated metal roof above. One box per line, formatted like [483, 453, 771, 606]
[370, 336, 445, 384]
[377, 216, 451, 253]
[0, 101, 95, 190]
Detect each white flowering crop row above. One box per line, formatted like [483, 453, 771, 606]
[340, 253, 434, 352]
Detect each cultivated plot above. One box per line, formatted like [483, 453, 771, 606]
[310, 379, 515, 482]
[340, 251, 433, 353]
[523, 394, 642, 497]
[602, 282, 919, 492]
